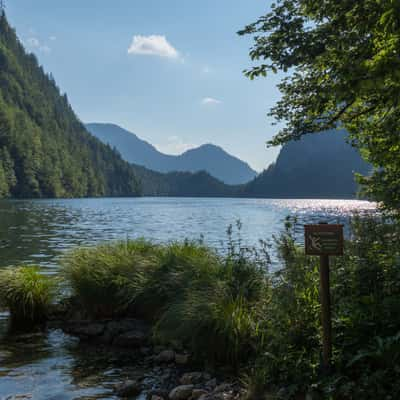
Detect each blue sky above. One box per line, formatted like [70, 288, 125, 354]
[6, 0, 283, 171]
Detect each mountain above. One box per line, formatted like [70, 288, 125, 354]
[86, 123, 257, 185]
[242, 129, 371, 198]
[0, 12, 370, 200]
[0, 12, 140, 198]
[134, 165, 237, 197]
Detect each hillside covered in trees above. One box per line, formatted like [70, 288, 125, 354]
[242, 130, 371, 198]
[86, 123, 257, 185]
[0, 12, 141, 198]
[0, 11, 371, 201]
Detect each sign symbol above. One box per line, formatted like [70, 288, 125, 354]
[309, 234, 321, 251]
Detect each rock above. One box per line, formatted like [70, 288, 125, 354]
[169, 385, 194, 400]
[198, 394, 232, 400]
[175, 353, 190, 365]
[213, 384, 231, 394]
[202, 373, 211, 381]
[63, 321, 105, 338]
[141, 346, 151, 355]
[190, 389, 209, 400]
[151, 396, 164, 400]
[180, 372, 203, 385]
[153, 345, 165, 353]
[147, 389, 169, 400]
[113, 329, 148, 347]
[205, 379, 217, 390]
[115, 379, 142, 397]
[155, 349, 175, 363]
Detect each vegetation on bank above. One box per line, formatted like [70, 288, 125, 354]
[0, 12, 140, 198]
[239, 0, 400, 213]
[1, 217, 400, 398]
[0, 266, 55, 326]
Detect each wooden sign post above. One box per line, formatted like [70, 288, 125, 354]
[304, 223, 343, 372]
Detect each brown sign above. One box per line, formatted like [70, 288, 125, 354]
[305, 224, 344, 256]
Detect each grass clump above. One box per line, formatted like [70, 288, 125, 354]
[62, 230, 270, 365]
[61, 239, 161, 318]
[61, 216, 400, 399]
[0, 266, 55, 327]
[244, 216, 400, 399]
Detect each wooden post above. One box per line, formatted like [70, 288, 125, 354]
[305, 223, 343, 374]
[320, 254, 332, 371]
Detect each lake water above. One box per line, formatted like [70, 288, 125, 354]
[0, 197, 377, 270]
[0, 197, 377, 399]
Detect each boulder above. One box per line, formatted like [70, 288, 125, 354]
[169, 385, 194, 400]
[213, 384, 231, 394]
[115, 379, 142, 397]
[175, 353, 190, 365]
[190, 389, 209, 400]
[204, 379, 217, 390]
[180, 372, 203, 385]
[113, 329, 148, 348]
[147, 389, 169, 399]
[155, 349, 175, 363]
[63, 321, 105, 338]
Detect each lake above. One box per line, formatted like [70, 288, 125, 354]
[0, 197, 377, 270]
[0, 197, 377, 399]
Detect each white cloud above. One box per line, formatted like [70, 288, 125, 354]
[156, 136, 196, 155]
[39, 45, 51, 53]
[26, 37, 51, 53]
[27, 37, 40, 47]
[201, 97, 222, 105]
[128, 35, 179, 59]
[202, 65, 211, 74]
[49, 36, 56, 41]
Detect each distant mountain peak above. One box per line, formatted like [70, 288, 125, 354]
[86, 123, 258, 185]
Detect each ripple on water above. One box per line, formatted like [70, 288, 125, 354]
[0, 197, 378, 399]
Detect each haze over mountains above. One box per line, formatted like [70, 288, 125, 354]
[243, 130, 371, 198]
[86, 123, 257, 185]
[0, 12, 372, 200]
[87, 122, 371, 199]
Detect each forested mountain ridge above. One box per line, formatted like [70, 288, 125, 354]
[86, 123, 257, 185]
[0, 12, 370, 200]
[134, 164, 237, 197]
[242, 130, 371, 198]
[0, 12, 140, 198]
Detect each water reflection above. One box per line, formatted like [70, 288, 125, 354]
[0, 197, 377, 399]
[0, 321, 148, 399]
[0, 198, 377, 270]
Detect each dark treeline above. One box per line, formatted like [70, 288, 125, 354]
[0, 11, 371, 201]
[0, 12, 140, 198]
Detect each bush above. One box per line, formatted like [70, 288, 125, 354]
[0, 266, 55, 327]
[59, 216, 400, 398]
[61, 239, 161, 318]
[246, 216, 400, 399]
[61, 234, 270, 365]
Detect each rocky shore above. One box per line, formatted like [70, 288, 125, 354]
[47, 314, 242, 400]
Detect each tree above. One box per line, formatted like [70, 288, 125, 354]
[239, 0, 400, 212]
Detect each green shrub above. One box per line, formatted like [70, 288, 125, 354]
[61, 235, 270, 365]
[61, 239, 161, 318]
[60, 216, 400, 398]
[247, 216, 400, 399]
[153, 237, 269, 365]
[0, 266, 55, 326]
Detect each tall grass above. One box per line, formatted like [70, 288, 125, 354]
[61, 233, 270, 365]
[0, 266, 55, 327]
[54, 216, 400, 398]
[61, 239, 161, 318]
